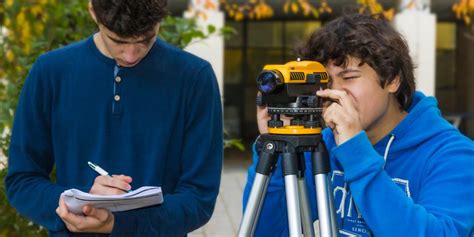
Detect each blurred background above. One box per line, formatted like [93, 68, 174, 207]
[0, 0, 473, 236]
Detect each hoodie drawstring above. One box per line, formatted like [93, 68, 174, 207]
[383, 134, 396, 168]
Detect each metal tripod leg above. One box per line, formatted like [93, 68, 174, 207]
[239, 144, 278, 237]
[297, 153, 315, 237]
[312, 143, 339, 237]
[239, 134, 338, 237]
[282, 152, 302, 236]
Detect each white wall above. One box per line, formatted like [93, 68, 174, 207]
[183, 0, 225, 99]
[394, 1, 437, 96]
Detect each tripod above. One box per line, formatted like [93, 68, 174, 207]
[238, 133, 339, 237]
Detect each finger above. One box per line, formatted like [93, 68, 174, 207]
[280, 114, 293, 125]
[316, 89, 345, 102]
[326, 121, 336, 131]
[325, 102, 363, 140]
[322, 102, 337, 122]
[322, 107, 339, 136]
[60, 211, 80, 232]
[57, 197, 88, 231]
[57, 197, 73, 218]
[256, 92, 265, 109]
[56, 197, 67, 218]
[56, 202, 78, 232]
[322, 98, 333, 109]
[256, 105, 268, 118]
[322, 110, 336, 131]
[322, 103, 346, 130]
[65, 222, 79, 232]
[316, 89, 355, 111]
[95, 176, 132, 192]
[90, 184, 129, 195]
[83, 205, 110, 223]
[111, 174, 133, 184]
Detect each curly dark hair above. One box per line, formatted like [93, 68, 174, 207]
[91, 0, 168, 38]
[297, 13, 416, 110]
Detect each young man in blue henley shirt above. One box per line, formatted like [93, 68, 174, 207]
[6, 0, 223, 236]
[244, 14, 474, 236]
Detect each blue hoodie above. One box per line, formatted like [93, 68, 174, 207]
[243, 92, 474, 236]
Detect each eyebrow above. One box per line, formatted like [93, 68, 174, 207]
[107, 34, 156, 44]
[337, 69, 361, 77]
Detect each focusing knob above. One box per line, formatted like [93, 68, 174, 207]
[268, 120, 284, 128]
[304, 120, 320, 128]
[307, 96, 318, 107]
[290, 119, 305, 126]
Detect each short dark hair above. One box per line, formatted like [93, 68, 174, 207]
[91, 0, 168, 38]
[297, 13, 416, 110]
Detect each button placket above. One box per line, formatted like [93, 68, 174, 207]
[112, 65, 123, 115]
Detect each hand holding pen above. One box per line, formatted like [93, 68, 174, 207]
[87, 161, 133, 195]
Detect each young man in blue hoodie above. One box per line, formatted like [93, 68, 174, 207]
[6, 0, 223, 236]
[244, 13, 474, 236]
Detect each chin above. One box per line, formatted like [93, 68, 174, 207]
[117, 59, 141, 67]
[119, 61, 140, 67]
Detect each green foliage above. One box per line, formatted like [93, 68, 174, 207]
[0, 1, 96, 156]
[158, 15, 236, 48]
[224, 139, 245, 151]
[0, 1, 239, 236]
[0, 1, 95, 235]
[224, 129, 245, 151]
[0, 166, 48, 237]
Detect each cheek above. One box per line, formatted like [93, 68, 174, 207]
[355, 90, 389, 128]
[138, 47, 149, 57]
[105, 45, 122, 57]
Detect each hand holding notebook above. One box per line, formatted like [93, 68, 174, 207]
[61, 186, 163, 214]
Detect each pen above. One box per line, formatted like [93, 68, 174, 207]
[87, 161, 132, 192]
[87, 161, 110, 176]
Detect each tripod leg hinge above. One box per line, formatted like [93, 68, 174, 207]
[256, 151, 277, 175]
[312, 142, 331, 174]
[282, 153, 298, 176]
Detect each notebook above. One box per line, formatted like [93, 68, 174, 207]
[61, 186, 163, 214]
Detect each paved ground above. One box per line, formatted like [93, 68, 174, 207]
[189, 149, 252, 236]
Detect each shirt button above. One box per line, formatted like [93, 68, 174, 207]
[114, 95, 121, 101]
[115, 76, 122, 83]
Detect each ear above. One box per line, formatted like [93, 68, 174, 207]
[88, 1, 98, 24]
[387, 75, 401, 93]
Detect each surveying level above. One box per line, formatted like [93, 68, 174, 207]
[239, 59, 339, 237]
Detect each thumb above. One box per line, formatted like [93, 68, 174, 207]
[83, 204, 94, 216]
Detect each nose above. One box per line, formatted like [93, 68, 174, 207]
[122, 44, 140, 64]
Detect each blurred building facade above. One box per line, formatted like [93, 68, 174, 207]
[170, 0, 474, 141]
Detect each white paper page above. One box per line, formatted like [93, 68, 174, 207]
[61, 186, 163, 214]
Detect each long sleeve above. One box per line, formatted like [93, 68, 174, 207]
[5, 57, 67, 232]
[110, 65, 223, 236]
[333, 131, 474, 237]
